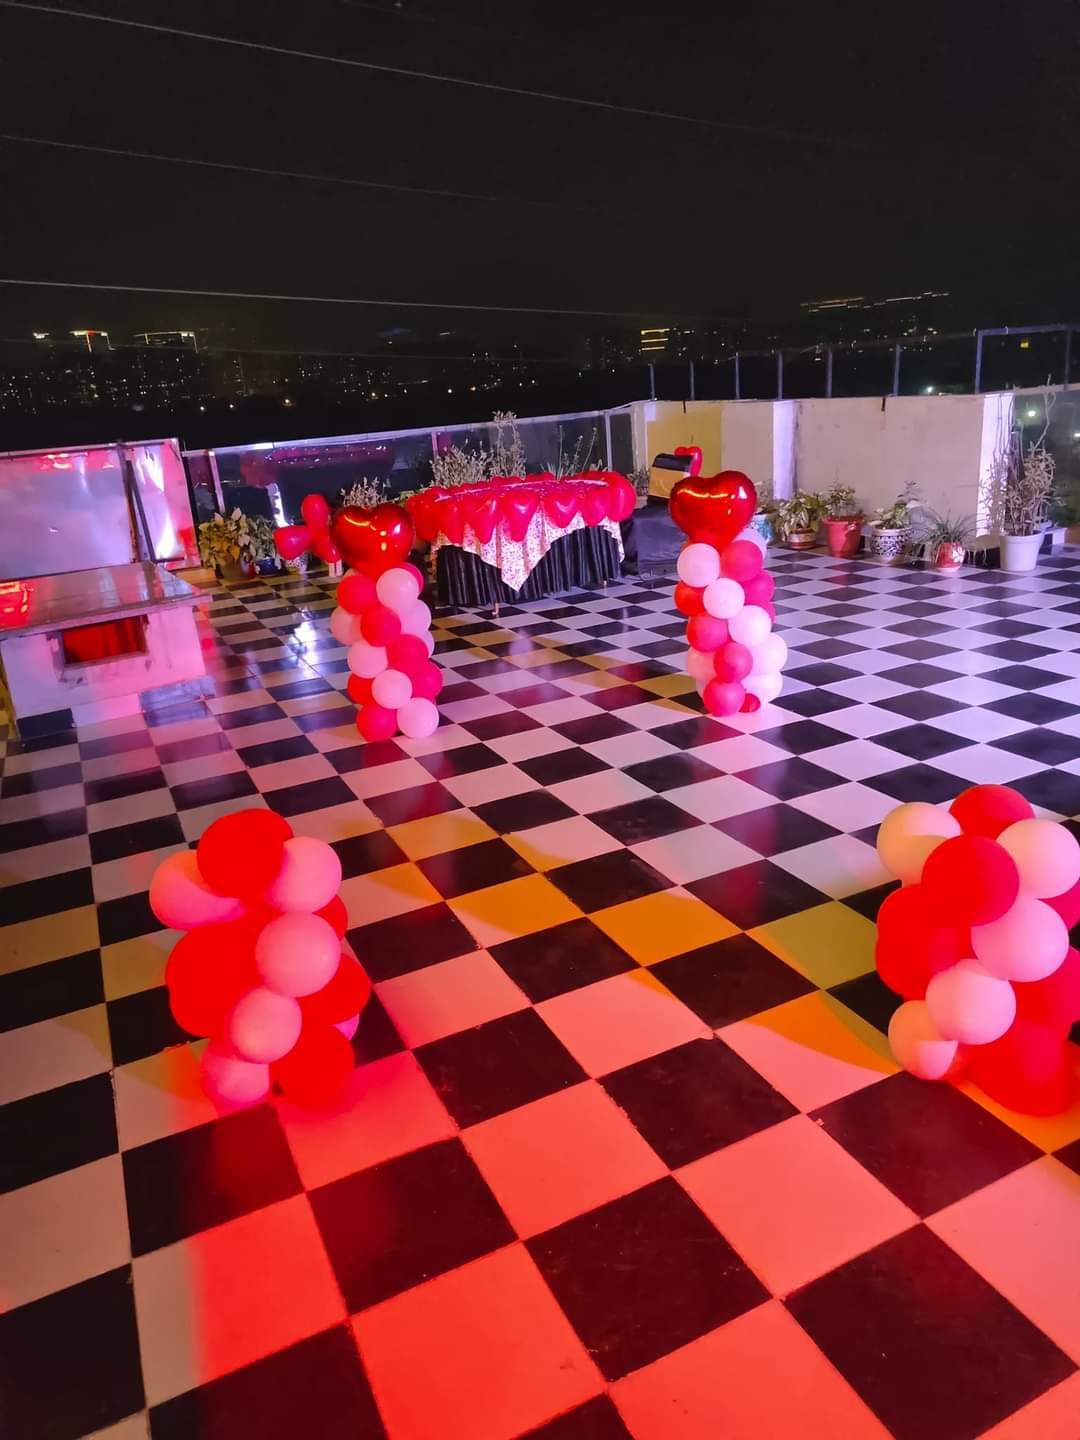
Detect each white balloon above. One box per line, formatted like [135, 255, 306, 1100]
[348, 640, 388, 678]
[744, 670, 783, 704]
[397, 696, 439, 738]
[264, 835, 343, 914]
[997, 818, 1080, 900]
[421, 629, 436, 656]
[751, 632, 787, 674]
[149, 851, 244, 931]
[399, 598, 433, 636]
[685, 647, 716, 681]
[255, 913, 341, 996]
[228, 988, 302, 1064]
[728, 605, 772, 647]
[703, 577, 744, 620]
[330, 606, 364, 646]
[376, 566, 422, 611]
[677, 542, 721, 588]
[372, 668, 413, 709]
[971, 895, 1068, 982]
[876, 802, 962, 886]
[200, 1042, 271, 1105]
[925, 959, 1016, 1046]
[735, 525, 768, 556]
[888, 1001, 958, 1080]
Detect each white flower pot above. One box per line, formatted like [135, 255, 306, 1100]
[1000, 532, 1043, 573]
[869, 526, 910, 564]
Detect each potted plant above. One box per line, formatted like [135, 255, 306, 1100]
[821, 482, 864, 557]
[999, 437, 1055, 573]
[629, 465, 651, 510]
[912, 511, 972, 572]
[868, 482, 920, 564]
[198, 508, 259, 580]
[244, 516, 280, 575]
[772, 491, 823, 549]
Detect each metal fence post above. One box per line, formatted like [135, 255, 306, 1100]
[776, 350, 784, 400]
[892, 342, 901, 397]
[973, 331, 984, 393]
[648, 363, 656, 401]
[1064, 328, 1073, 387]
[688, 360, 696, 401]
[825, 348, 834, 399]
[603, 410, 613, 469]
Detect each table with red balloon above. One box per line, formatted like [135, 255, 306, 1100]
[150, 810, 372, 1107]
[875, 784, 1080, 1115]
[275, 493, 442, 743]
[668, 470, 787, 716]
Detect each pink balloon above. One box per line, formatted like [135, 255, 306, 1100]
[330, 607, 364, 646]
[742, 570, 775, 606]
[925, 959, 1016, 1045]
[677, 542, 721, 589]
[397, 696, 440, 738]
[714, 640, 753, 683]
[376, 566, 422, 612]
[997, 819, 1080, 900]
[335, 1012, 361, 1040]
[685, 647, 716, 681]
[200, 1042, 271, 1105]
[720, 539, 764, 583]
[703, 678, 746, 716]
[372, 668, 413, 709]
[971, 896, 1069, 982]
[228, 987, 303, 1063]
[255, 913, 341, 996]
[410, 660, 444, 700]
[686, 613, 729, 653]
[347, 640, 388, 679]
[149, 851, 244, 931]
[263, 836, 343, 914]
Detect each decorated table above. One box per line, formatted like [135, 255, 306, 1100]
[407, 472, 636, 608]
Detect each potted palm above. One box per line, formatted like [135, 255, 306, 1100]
[1000, 438, 1054, 573]
[772, 491, 823, 549]
[912, 511, 972, 572]
[868, 482, 920, 564]
[821, 483, 864, 557]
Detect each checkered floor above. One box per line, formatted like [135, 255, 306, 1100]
[3, 548, 1080, 1440]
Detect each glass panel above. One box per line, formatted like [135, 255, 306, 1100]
[0, 448, 132, 580]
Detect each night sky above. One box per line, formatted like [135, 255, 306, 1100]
[1, 0, 1078, 352]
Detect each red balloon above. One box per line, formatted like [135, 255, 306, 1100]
[312, 531, 342, 565]
[410, 660, 444, 700]
[301, 954, 372, 1025]
[337, 572, 377, 614]
[440, 497, 466, 545]
[196, 809, 293, 899]
[603, 474, 636, 522]
[543, 483, 580, 528]
[387, 633, 428, 676]
[674, 582, 705, 616]
[966, 1018, 1075, 1115]
[715, 640, 753, 683]
[347, 673, 373, 706]
[1013, 946, 1080, 1035]
[1044, 875, 1080, 930]
[673, 445, 703, 477]
[166, 921, 259, 1036]
[357, 703, 398, 742]
[875, 885, 968, 999]
[687, 613, 730, 652]
[331, 503, 414, 572]
[703, 678, 745, 716]
[360, 603, 401, 647]
[464, 492, 499, 544]
[580, 487, 610, 526]
[274, 524, 311, 561]
[721, 539, 764, 583]
[273, 1024, 355, 1107]
[669, 471, 757, 549]
[921, 834, 1019, 925]
[949, 784, 1035, 839]
[740, 692, 761, 713]
[315, 895, 349, 939]
[499, 487, 539, 542]
[300, 494, 330, 529]
[742, 570, 775, 606]
[410, 491, 442, 544]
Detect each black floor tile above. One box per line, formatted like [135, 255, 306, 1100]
[106, 986, 191, 1065]
[490, 917, 636, 1003]
[0, 1074, 118, 1194]
[712, 803, 840, 856]
[688, 860, 830, 929]
[170, 771, 259, 811]
[652, 934, 815, 1027]
[547, 850, 672, 912]
[264, 776, 357, 818]
[588, 796, 703, 844]
[348, 902, 477, 981]
[0, 949, 103, 1033]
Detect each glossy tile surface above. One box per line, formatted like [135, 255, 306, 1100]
[2, 553, 1080, 1438]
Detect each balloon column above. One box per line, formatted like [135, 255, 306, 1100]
[875, 784, 1080, 1114]
[275, 495, 442, 742]
[149, 809, 372, 1108]
[669, 470, 787, 716]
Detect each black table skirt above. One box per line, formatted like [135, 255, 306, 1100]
[435, 524, 625, 607]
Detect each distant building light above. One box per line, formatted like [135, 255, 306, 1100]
[925, 385, 936, 394]
[1019, 339, 1030, 349]
[1026, 407, 1038, 419]
[198, 404, 205, 412]
[283, 397, 293, 407]
[31, 330, 49, 340]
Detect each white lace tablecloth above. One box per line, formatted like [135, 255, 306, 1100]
[431, 510, 624, 593]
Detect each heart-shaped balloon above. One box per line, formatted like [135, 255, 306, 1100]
[670, 471, 757, 549]
[464, 492, 499, 544]
[580, 487, 610, 526]
[331, 503, 414, 572]
[674, 445, 704, 478]
[274, 524, 311, 561]
[439, 497, 465, 546]
[605, 474, 637, 522]
[500, 487, 539, 542]
[408, 489, 443, 544]
[544, 483, 579, 529]
[300, 493, 331, 529]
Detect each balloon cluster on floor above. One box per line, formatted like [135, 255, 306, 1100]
[275, 494, 442, 741]
[150, 810, 371, 1108]
[876, 784, 1080, 1114]
[669, 470, 786, 716]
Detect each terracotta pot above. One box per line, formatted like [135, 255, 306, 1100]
[934, 541, 965, 572]
[785, 528, 818, 550]
[822, 515, 864, 557]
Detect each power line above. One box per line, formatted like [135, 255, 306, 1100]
[0, 276, 682, 320]
[0, 132, 646, 218]
[0, 333, 595, 365]
[0, 0, 847, 147]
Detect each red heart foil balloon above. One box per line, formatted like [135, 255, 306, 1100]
[674, 445, 704, 478]
[544, 483, 579, 529]
[580, 487, 610, 526]
[439, 497, 465, 545]
[300, 493, 331, 529]
[409, 491, 442, 544]
[669, 471, 757, 549]
[331, 503, 414, 572]
[312, 531, 342, 565]
[500, 487, 539, 542]
[464, 492, 499, 544]
[274, 524, 312, 561]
